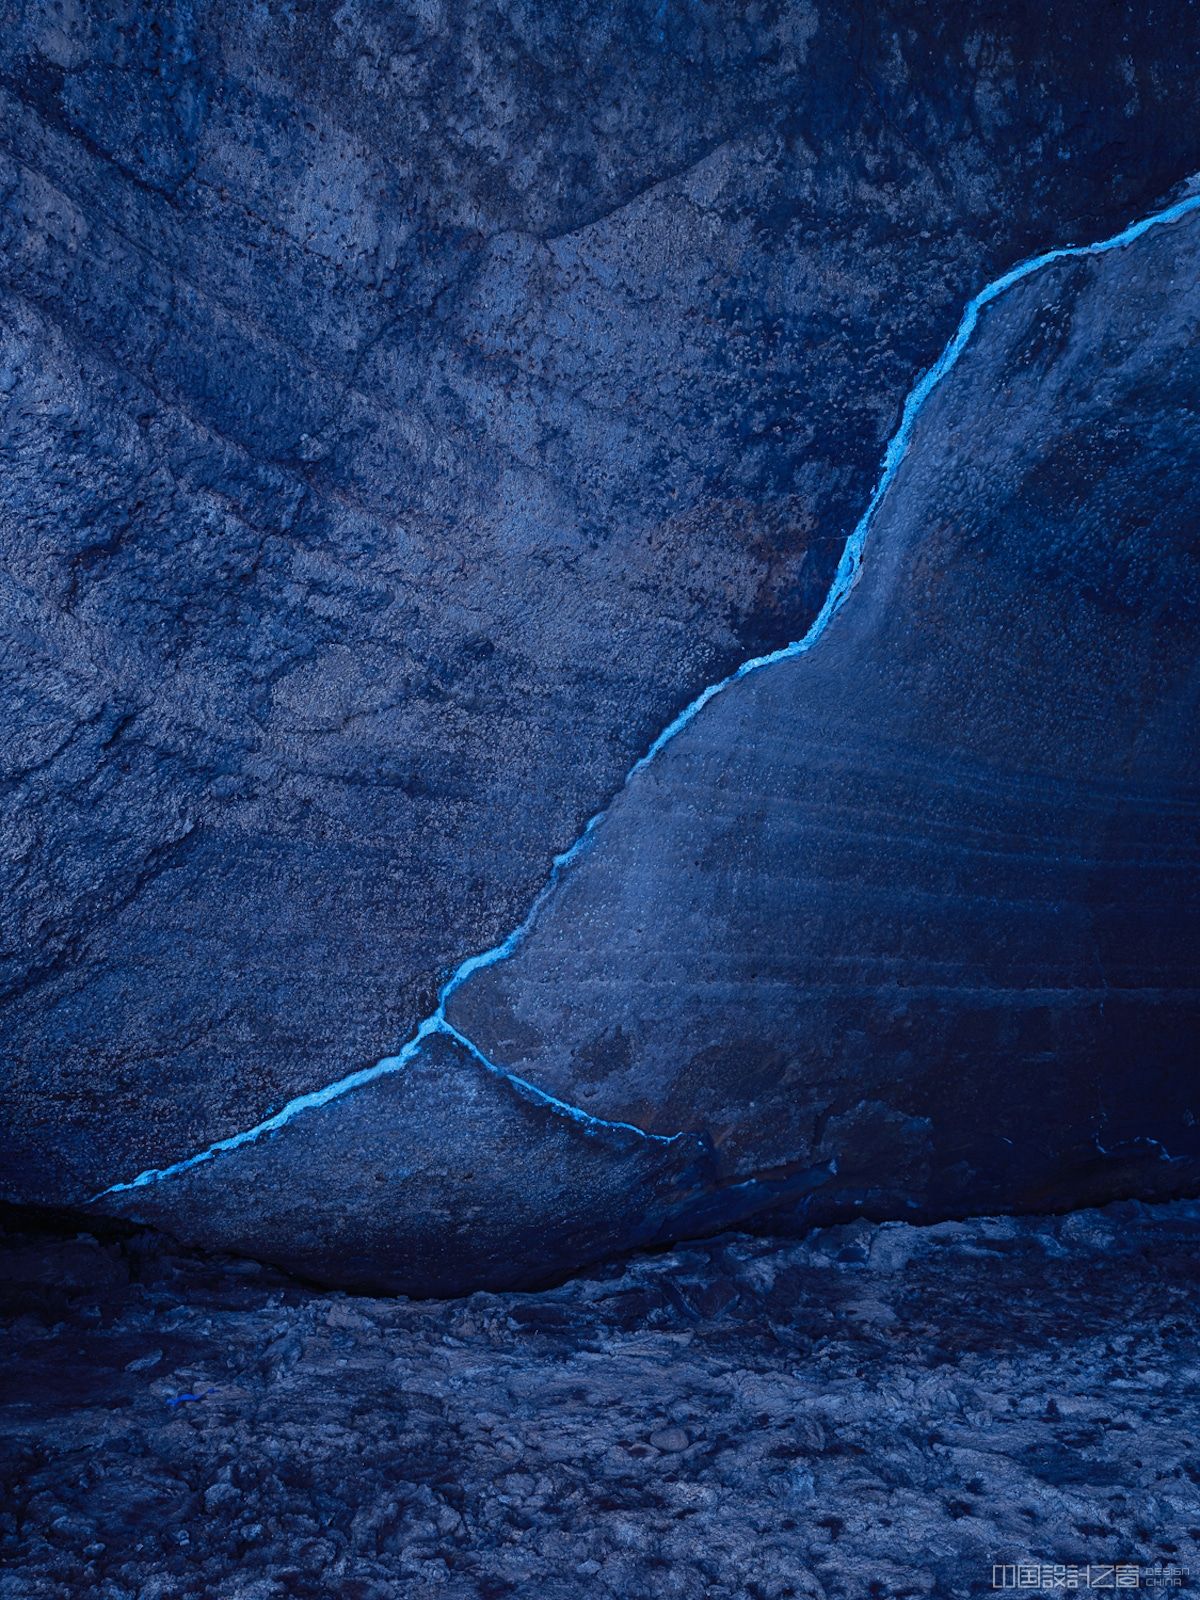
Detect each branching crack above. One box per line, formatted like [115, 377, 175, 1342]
[89, 186, 1200, 1206]
[440, 1019, 687, 1146]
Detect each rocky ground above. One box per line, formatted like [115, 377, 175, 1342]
[2, 1202, 1197, 1599]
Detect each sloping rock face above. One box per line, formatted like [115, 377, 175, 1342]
[445, 209, 1200, 1237]
[2, 3, 1200, 1290]
[97, 199, 1200, 1293]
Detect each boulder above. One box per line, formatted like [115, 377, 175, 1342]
[99, 198, 1200, 1291]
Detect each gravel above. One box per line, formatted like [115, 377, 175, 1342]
[2, 1201, 1198, 1598]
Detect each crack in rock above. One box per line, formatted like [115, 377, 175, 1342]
[91, 184, 1200, 1206]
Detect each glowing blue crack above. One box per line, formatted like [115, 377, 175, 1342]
[90, 185, 1200, 1204]
[91, 1011, 684, 1200]
[440, 1020, 688, 1145]
[1093, 1133, 1185, 1164]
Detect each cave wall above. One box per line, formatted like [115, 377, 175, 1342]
[2, 1, 1199, 1289]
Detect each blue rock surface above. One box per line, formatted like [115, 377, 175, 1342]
[95, 192, 1200, 1292]
[446, 202, 1200, 1240]
[2, 2, 1200, 1291]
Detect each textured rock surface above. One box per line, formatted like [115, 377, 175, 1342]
[5, 2, 1200, 1221]
[3, 1202, 1199, 1599]
[445, 204, 1200, 1232]
[93, 191, 1200, 1293]
[90, 1028, 839, 1297]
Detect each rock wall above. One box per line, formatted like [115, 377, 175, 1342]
[101, 197, 1200, 1293]
[2, 2, 1199, 1290]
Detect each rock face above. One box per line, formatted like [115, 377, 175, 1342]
[94, 195, 1200, 1293]
[2, 3, 1200, 1290]
[446, 206, 1200, 1236]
